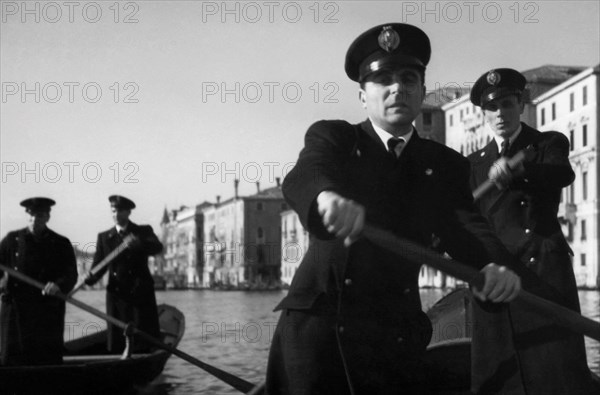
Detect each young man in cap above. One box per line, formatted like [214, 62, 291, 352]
[0, 197, 77, 365]
[265, 24, 528, 394]
[468, 68, 596, 394]
[85, 195, 163, 352]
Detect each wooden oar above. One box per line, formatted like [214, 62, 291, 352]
[68, 234, 134, 297]
[362, 225, 600, 341]
[472, 147, 533, 200]
[0, 264, 256, 394]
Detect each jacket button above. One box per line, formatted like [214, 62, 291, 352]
[15, 252, 18, 257]
[520, 201, 527, 207]
[338, 326, 345, 334]
[529, 257, 537, 264]
[525, 229, 531, 234]
[524, 178, 529, 183]
[397, 337, 404, 343]
[344, 279, 352, 286]
[403, 288, 411, 294]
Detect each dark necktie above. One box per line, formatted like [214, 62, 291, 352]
[500, 139, 510, 157]
[387, 137, 406, 159]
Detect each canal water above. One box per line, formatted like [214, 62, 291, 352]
[65, 289, 599, 394]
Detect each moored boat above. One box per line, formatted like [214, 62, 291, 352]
[0, 304, 185, 395]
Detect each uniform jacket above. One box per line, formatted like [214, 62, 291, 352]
[89, 222, 162, 301]
[267, 120, 532, 394]
[89, 222, 163, 351]
[0, 227, 77, 365]
[468, 123, 595, 394]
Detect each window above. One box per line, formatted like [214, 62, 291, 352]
[551, 103, 556, 120]
[569, 92, 574, 112]
[570, 129, 575, 151]
[581, 253, 586, 267]
[582, 171, 588, 201]
[581, 219, 587, 240]
[257, 227, 263, 238]
[460, 109, 463, 120]
[257, 202, 263, 211]
[583, 85, 587, 106]
[541, 108, 545, 125]
[582, 125, 587, 147]
[449, 114, 453, 127]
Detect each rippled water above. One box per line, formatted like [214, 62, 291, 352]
[65, 289, 599, 394]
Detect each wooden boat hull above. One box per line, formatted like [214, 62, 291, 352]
[0, 304, 185, 395]
[423, 288, 600, 395]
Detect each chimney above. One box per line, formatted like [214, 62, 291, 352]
[234, 179, 239, 199]
[216, 195, 221, 206]
[256, 181, 260, 193]
[276, 177, 281, 187]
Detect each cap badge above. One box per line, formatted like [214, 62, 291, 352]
[486, 70, 501, 86]
[378, 26, 400, 53]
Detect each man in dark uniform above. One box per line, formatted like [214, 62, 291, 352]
[265, 24, 525, 395]
[468, 68, 596, 394]
[0, 197, 77, 366]
[85, 195, 163, 353]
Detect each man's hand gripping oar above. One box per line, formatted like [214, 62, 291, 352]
[68, 234, 136, 297]
[472, 145, 536, 200]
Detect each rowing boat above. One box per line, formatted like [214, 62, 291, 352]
[0, 303, 185, 395]
[423, 288, 600, 394]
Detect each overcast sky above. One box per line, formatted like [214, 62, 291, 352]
[1, 0, 599, 248]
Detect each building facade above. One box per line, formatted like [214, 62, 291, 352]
[533, 65, 599, 288]
[280, 209, 309, 286]
[199, 181, 286, 288]
[160, 202, 210, 288]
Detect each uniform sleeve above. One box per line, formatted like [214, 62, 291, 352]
[0, 233, 12, 278]
[56, 238, 78, 293]
[139, 225, 163, 255]
[282, 120, 356, 240]
[435, 153, 563, 302]
[521, 132, 574, 189]
[435, 152, 514, 269]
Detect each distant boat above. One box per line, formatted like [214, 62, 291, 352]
[0, 304, 185, 394]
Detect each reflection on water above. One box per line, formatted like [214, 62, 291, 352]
[65, 289, 599, 394]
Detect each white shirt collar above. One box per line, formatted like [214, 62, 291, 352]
[494, 123, 522, 153]
[115, 223, 129, 233]
[370, 120, 414, 151]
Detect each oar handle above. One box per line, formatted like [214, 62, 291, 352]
[472, 148, 529, 201]
[361, 225, 600, 341]
[68, 234, 135, 297]
[0, 263, 256, 394]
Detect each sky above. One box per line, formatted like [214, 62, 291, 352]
[1, 0, 599, 249]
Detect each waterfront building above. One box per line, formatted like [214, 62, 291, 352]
[201, 180, 286, 288]
[532, 65, 600, 288]
[160, 202, 211, 288]
[415, 86, 470, 145]
[280, 209, 309, 286]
